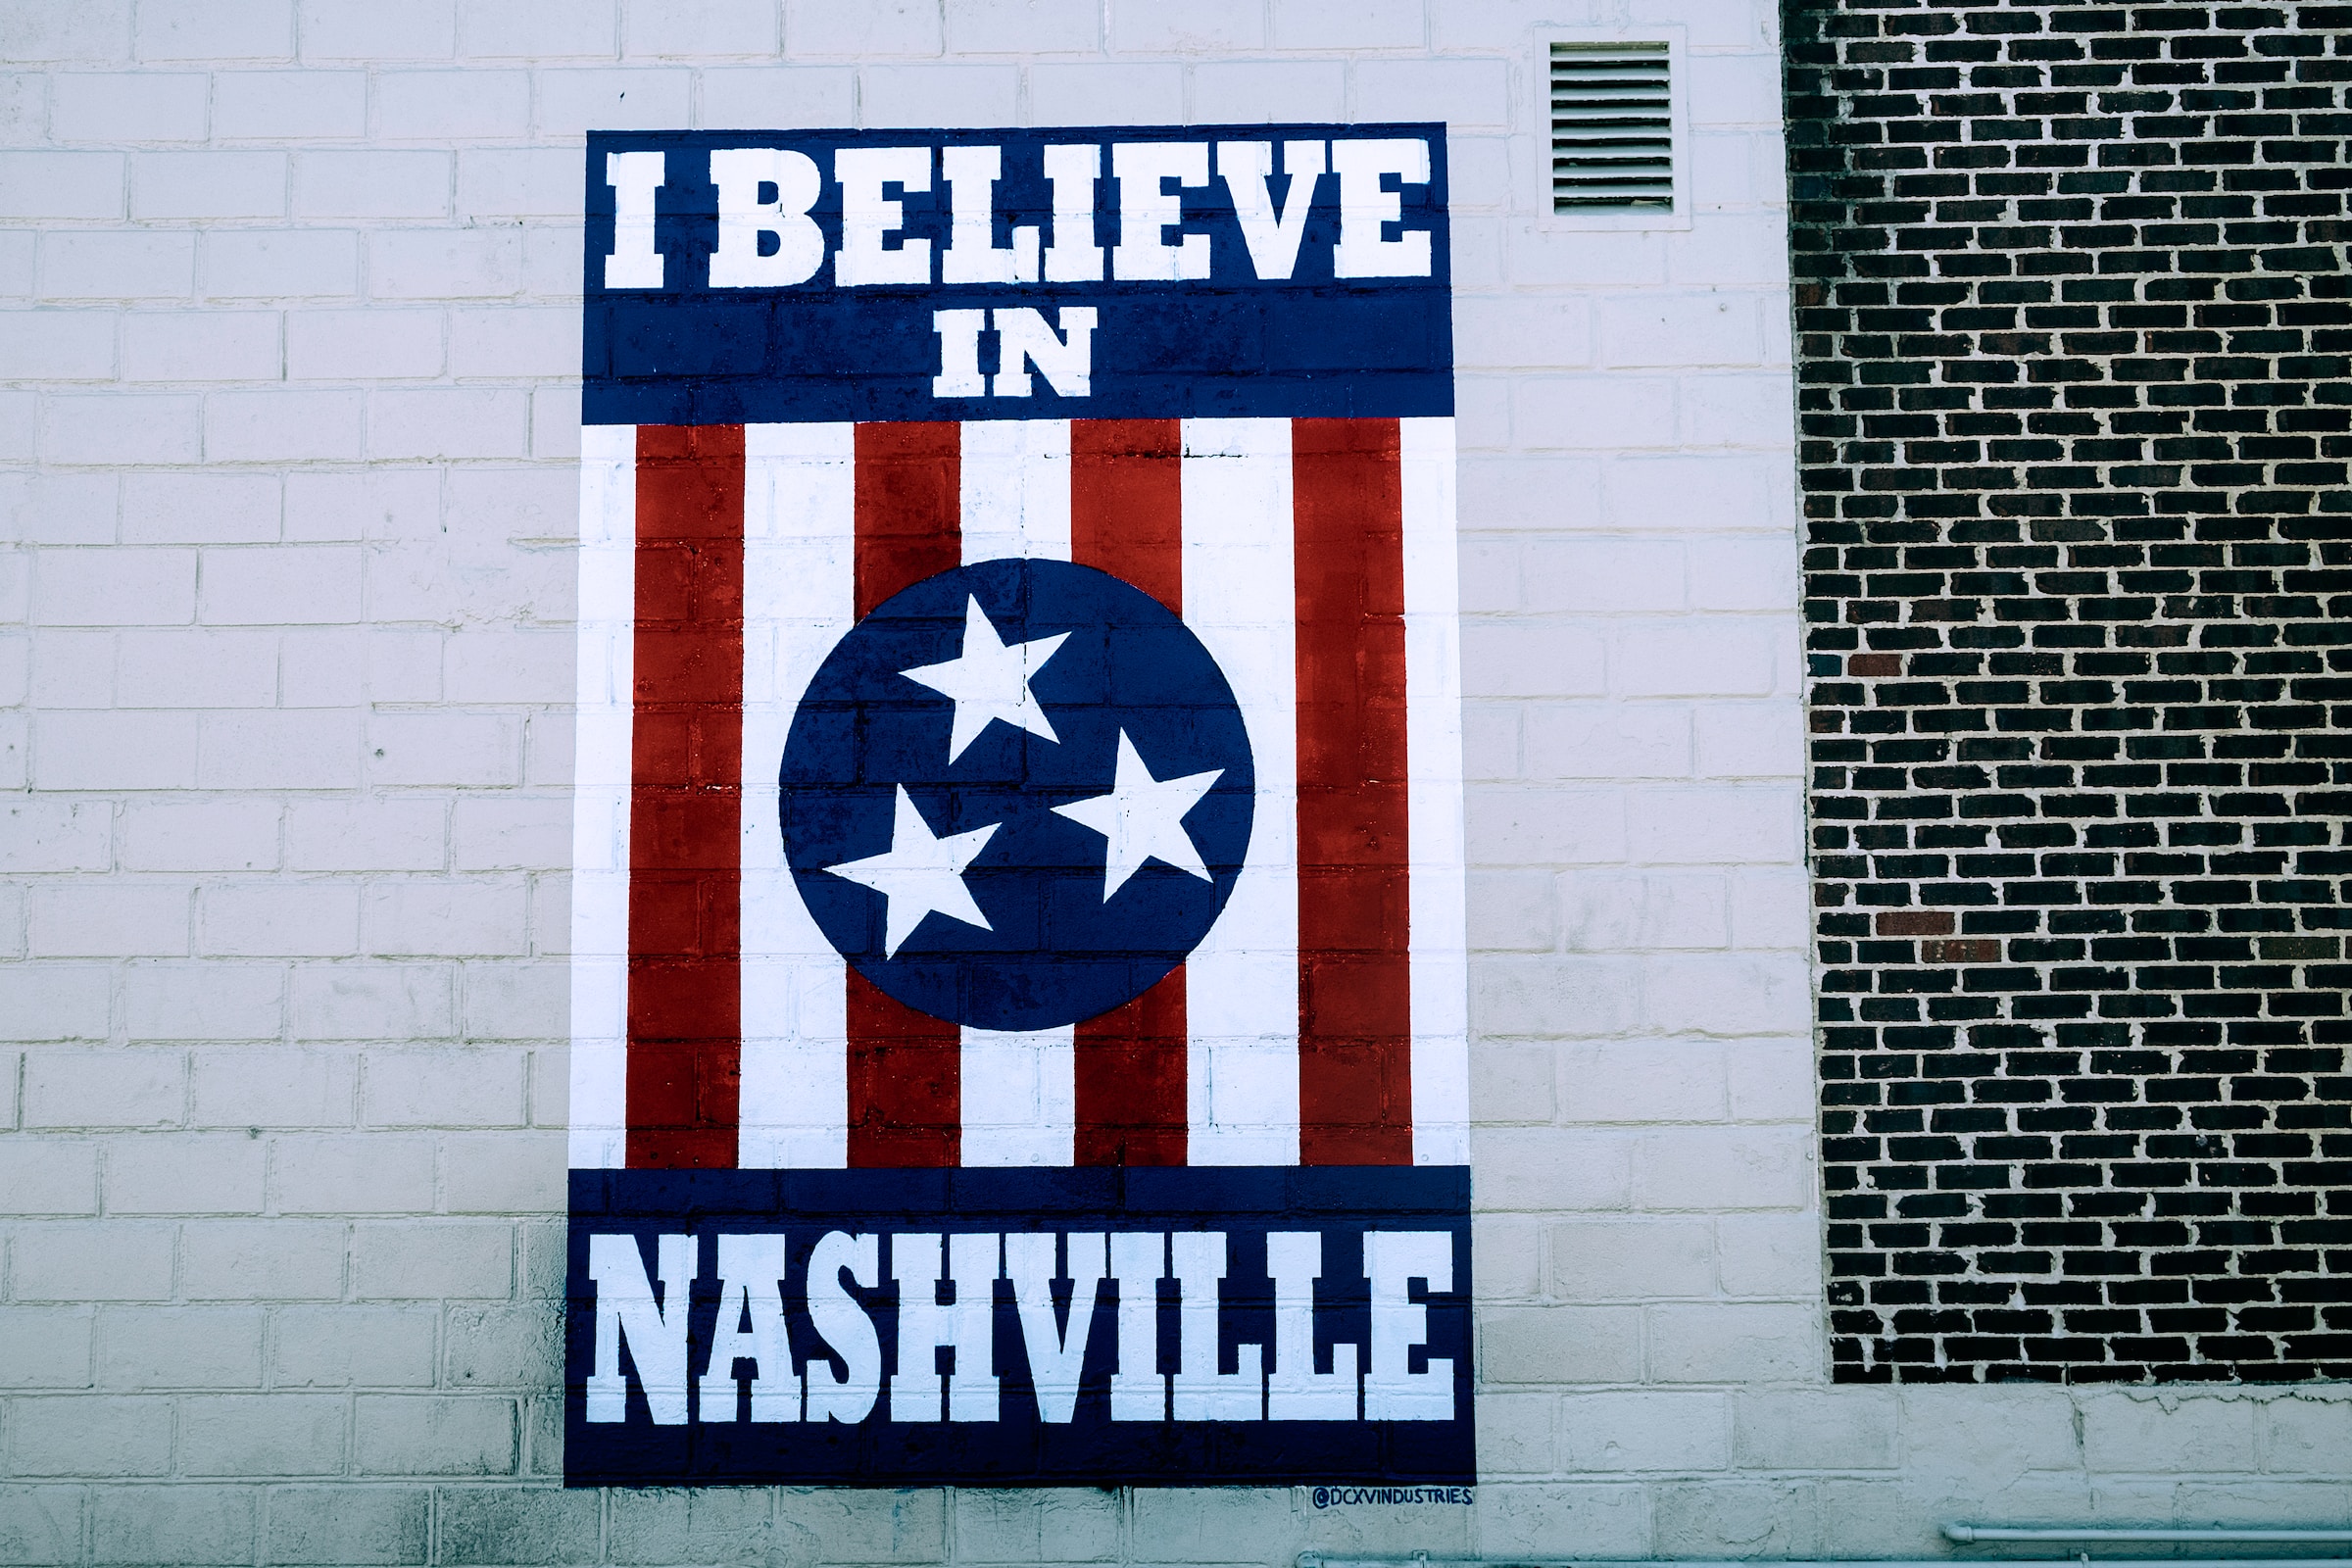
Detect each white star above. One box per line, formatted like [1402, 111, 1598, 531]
[899, 597, 1071, 762]
[1052, 730, 1224, 902]
[819, 785, 1000, 957]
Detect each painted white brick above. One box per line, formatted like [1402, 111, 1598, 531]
[368, 712, 523, 788]
[205, 388, 366, 462]
[445, 1128, 565, 1209]
[1482, 1305, 1642, 1383]
[286, 307, 443, 379]
[1, 0, 130, 63]
[14, 1222, 177, 1300]
[0, 72, 45, 145]
[0, 1138, 102, 1209]
[39, 231, 196, 301]
[129, 152, 287, 220]
[0, 152, 123, 218]
[116, 627, 273, 709]
[213, 70, 367, 139]
[121, 471, 281, 546]
[1271, 0, 1424, 48]
[94, 1308, 262, 1390]
[374, 70, 531, 141]
[1607, 453, 1791, 533]
[1461, 619, 1606, 698]
[360, 880, 529, 958]
[201, 229, 361, 299]
[200, 883, 360, 957]
[285, 797, 448, 873]
[271, 1306, 436, 1387]
[0, 311, 117, 381]
[1563, 1391, 1733, 1471]
[454, 149, 579, 219]
[1694, 701, 1801, 779]
[365, 227, 521, 299]
[369, 388, 530, 460]
[292, 151, 450, 219]
[458, 0, 617, 57]
[5, 1396, 175, 1478]
[197, 711, 365, 790]
[1027, 63, 1183, 126]
[1550, 1217, 1716, 1299]
[1523, 704, 1690, 782]
[0, 229, 35, 298]
[783, 0, 941, 57]
[533, 386, 582, 457]
[1518, 375, 1677, 452]
[125, 963, 286, 1043]
[447, 305, 572, 377]
[353, 1395, 516, 1476]
[40, 391, 203, 464]
[1680, 370, 1793, 449]
[32, 710, 199, 789]
[179, 1393, 346, 1476]
[104, 1134, 269, 1214]
[943, 0, 1099, 54]
[135, 0, 294, 61]
[22, 1047, 181, 1130]
[299, 0, 458, 60]
[0, 1309, 95, 1389]
[696, 65, 858, 129]
[534, 68, 694, 136]
[177, 1219, 347, 1300]
[198, 545, 364, 625]
[352, 1219, 513, 1297]
[31, 883, 189, 957]
[49, 72, 208, 141]
[1111, 0, 1263, 51]
[1358, 59, 1512, 127]
[1717, 1211, 1828, 1298]
[859, 65, 1019, 126]
[1455, 296, 1592, 371]
[624, 0, 780, 57]
[121, 311, 282, 382]
[289, 962, 454, 1041]
[0, 800, 112, 874]
[271, 1132, 436, 1212]
[1635, 1126, 1811, 1211]
[35, 547, 193, 625]
[1191, 61, 1346, 122]
[1649, 1302, 1819, 1382]
[191, 1046, 354, 1124]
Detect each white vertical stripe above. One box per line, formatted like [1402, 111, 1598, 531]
[959, 418, 1072, 564]
[738, 422, 858, 1170]
[959, 1028, 1076, 1167]
[1180, 417, 1300, 1166]
[957, 418, 1077, 1167]
[569, 423, 636, 1169]
[1400, 416, 1470, 1167]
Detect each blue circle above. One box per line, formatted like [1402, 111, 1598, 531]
[780, 558, 1254, 1032]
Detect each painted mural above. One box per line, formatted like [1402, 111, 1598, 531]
[564, 123, 1470, 1487]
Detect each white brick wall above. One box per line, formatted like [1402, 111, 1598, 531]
[5, 1, 2341, 1561]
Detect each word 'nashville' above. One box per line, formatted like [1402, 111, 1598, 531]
[587, 1228, 1456, 1425]
[601, 137, 1438, 292]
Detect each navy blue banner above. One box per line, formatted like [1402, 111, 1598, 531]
[564, 1166, 1473, 1488]
[580, 124, 1451, 425]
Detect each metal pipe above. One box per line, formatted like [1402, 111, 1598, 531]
[1948, 1528, 2352, 1546]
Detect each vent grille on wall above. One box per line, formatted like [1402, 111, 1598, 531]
[1549, 42, 1673, 211]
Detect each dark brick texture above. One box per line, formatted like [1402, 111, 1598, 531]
[1785, 0, 2352, 1381]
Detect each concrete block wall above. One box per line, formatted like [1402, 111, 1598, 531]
[1, 1, 2343, 1562]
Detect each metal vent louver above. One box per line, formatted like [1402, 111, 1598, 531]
[1550, 41, 1673, 211]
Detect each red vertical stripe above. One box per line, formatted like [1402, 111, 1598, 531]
[1069, 418, 1189, 1165]
[848, 422, 962, 1167]
[627, 424, 746, 1170]
[1292, 418, 1413, 1166]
